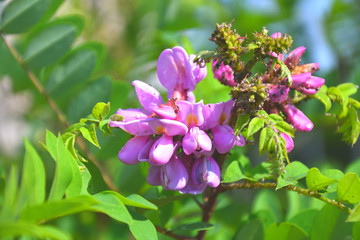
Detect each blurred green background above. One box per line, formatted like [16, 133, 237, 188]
[0, 0, 359, 239]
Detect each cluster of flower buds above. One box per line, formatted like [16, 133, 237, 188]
[110, 47, 245, 194]
[211, 30, 325, 153]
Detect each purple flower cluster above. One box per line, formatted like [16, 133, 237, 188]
[110, 47, 245, 194]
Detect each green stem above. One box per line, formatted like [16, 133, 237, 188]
[0, 34, 118, 192]
[218, 182, 352, 214]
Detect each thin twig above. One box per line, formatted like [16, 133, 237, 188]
[218, 182, 352, 214]
[0, 34, 118, 192]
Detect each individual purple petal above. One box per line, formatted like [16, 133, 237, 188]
[191, 156, 220, 188]
[148, 118, 188, 136]
[304, 76, 325, 89]
[138, 138, 156, 162]
[186, 91, 196, 103]
[149, 134, 174, 165]
[271, 32, 282, 39]
[118, 136, 150, 165]
[132, 80, 163, 112]
[283, 104, 314, 132]
[284, 46, 306, 67]
[147, 165, 161, 186]
[115, 108, 149, 121]
[291, 73, 311, 88]
[295, 63, 320, 74]
[157, 49, 179, 95]
[235, 134, 246, 146]
[197, 129, 212, 152]
[202, 103, 224, 130]
[179, 177, 207, 195]
[222, 100, 235, 124]
[176, 100, 204, 127]
[160, 155, 189, 190]
[189, 54, 207, 84]
[172, 47, 196, 91]
[297, 87, 319, 95]
[153, 105, 176, 119]
[280, 132, 294, 153]
[182, 131, 197, 155]
[109, 119, 154, 136]
[269, 85, 289, 103]
[157, 47, 195, 98]
[211, 125, 236, 154]
[182, 127, 212, 155]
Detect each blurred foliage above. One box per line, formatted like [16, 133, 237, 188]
[0, 0, 360, 239]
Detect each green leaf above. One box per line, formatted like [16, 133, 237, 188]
[313, 85, 332, 112]
[337, 172, 360, 204]
[354, 222, 360, 238]
[269, 113, 283, 122]
[327, 86, 349, 118]
[321, 169, 344, 193]
[92, 102, 110, 120]
[347, 203, 360, 222]
[235, 114, 250, 134]
[222, 160, 249, 183]
[121, 194, 158, 210]
[91, 191, 133, 224]
[110, 81, 131, 113]
[129, 210, 157, 240]
[20, 195, 98, 223]
[0, 221, 70, 240]
[79, 123, 100, 148]
[173, 222, 214, 232]
[265, 222, 307, 240]
[288, 209, 318, 236]
[234, 219, 264, 240]
[45, 47, 97, 95]
[15, 139, 45, 213]
[247, 117, 265, 139]
[48, 135, 74, 200]
[306, 167, 337, 191]
[253, 190, 282, 222]
[338, 83, 358, 97]
[23, 23, 77, 68]
[310, 205, 340, 240]
[259, 127, 275, 156]
[0, 165, 18, 219]
[274, 121, 294, 137]
[277, 161, 309, 189]
[0, 0, 51, 34]
[67, 75, 112, 122]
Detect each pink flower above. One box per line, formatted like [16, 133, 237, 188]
[212, 60, 236, 87]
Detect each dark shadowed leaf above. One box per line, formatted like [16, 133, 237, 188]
[173, 222, 214, 232]
[0, 0, 51, 33]
[310, 205, 340, 240]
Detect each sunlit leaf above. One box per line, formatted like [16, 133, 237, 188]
[313, 85, 331, 112]
[91, 191, 133, 224]
[247, 117, 265, 139]
[306, 168, 337, 191]
[92, 102, 110, 120]
[259, 127, 274, 156]
[0, 166, 18, 219]
[129, 210, 157, 240]
[20, 195, 98, 223]
[15, 139, 45, 213]
[79, 123, 100, 148]
[337, 83, 358, 97]
[0, 221, 70, 240]
[337, 172, 360, 204]
[222, 160, 249, 183]
[347, 203, 360, 222]
[277, 161, 309, 189]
